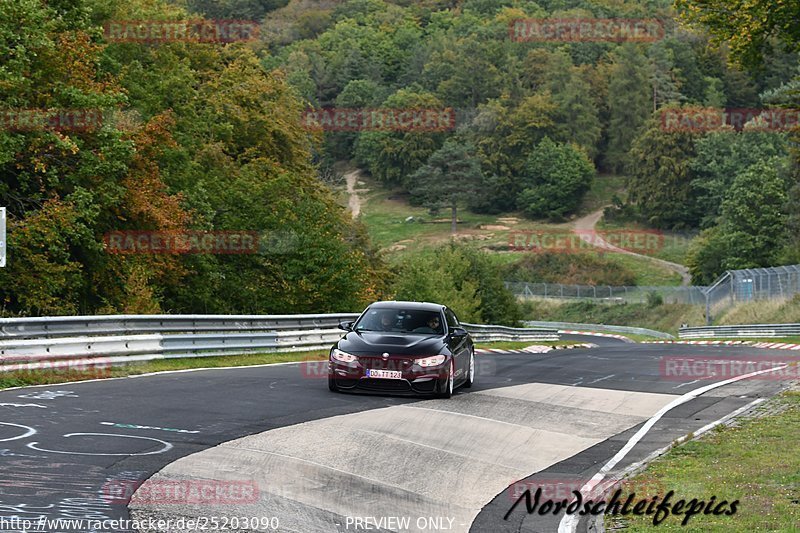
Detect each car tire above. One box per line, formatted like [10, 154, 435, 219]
[437, 359, 454, 399]
[328, 375, 338, 392]
[463, 350, 474, 389]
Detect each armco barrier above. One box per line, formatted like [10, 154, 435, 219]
[0, 314, 559, 372]
[524, 320, 674, 340]
[461, 323, 558, 342]
[679, 323, 800, 339]
[0, 313, 362, 339]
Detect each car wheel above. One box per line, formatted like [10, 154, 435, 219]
[437, 359, 454, 399]
[328, 375, 338, 392]
[463, 350, 474, 388]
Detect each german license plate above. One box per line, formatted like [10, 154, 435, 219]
[366, 369, 402, 379]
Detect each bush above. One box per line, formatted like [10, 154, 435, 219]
[646, 291, 664, 308]
[516, 137, 595, 220]
[391, 243, 521, 325]
[503, 253, 638, 286]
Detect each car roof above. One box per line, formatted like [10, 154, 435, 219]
[367, 300, 446, 312]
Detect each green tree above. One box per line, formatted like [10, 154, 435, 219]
[689, 131, 788, 228]
[409, 140, 483, 234]
[422, 33, 505, 108]
[184, 0, 289, 19]
[686, 159, 789, 283]
[516, 137, 595, 221]
[648, 42, 684, 111]
[675, 0, 800, 70]
[465, 94, 557, 212]
[625, 116, 698, 229]
[327, 79, 385, 159]
[354, 88, 448, 188]
[605, 44, 652, 172]
[531, 50, 601, 160]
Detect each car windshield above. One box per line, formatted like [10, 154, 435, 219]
[354, 308, 444, 335]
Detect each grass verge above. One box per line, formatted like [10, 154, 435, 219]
[715, 295, 800, 325]
[521, 300, 704, 335]
[0, 350, 328, 391]
[606, 390, 800, 531]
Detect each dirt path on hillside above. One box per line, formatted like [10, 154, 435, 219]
[574, 208, 692, 286]
[345, 169, 363, 218]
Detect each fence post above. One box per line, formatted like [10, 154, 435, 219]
[768, 272, 771, 300]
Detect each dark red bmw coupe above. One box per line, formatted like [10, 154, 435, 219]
[328, 301, 475, 398]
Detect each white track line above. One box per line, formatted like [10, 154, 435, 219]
[580, 397, 766, 530]
[0, 361, 306, 393]
[557, 363, 788, 533]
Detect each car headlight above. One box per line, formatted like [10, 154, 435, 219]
[331, 349, 358, 363]
[416, 355, 446, 367]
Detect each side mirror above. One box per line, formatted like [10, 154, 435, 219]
[450, 327, 467, 337]
[338, 320, 354, 331]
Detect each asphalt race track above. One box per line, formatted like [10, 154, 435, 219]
[0, 336, 794, 533]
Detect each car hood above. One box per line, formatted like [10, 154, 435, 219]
[337, 331, 446, 356]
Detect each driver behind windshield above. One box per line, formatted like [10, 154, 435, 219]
[378, 312, 395, 331]
[413, 314, 443, 335]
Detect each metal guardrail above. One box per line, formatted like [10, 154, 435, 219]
[461, 323, 558, 342]
[524, 320, 674, 340]
[679, 323, 800, 339]
[0, 313, 362, 339]
[0, 314, 560, 372]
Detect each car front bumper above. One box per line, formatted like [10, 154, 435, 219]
[329, 357, 448, 396]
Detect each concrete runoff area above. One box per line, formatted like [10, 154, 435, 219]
[130, 383, 678, 533]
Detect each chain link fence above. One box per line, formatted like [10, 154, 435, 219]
[703, 265, 800, 323]
[505, 282, 708, 305]
[507, 264, 800, 325]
